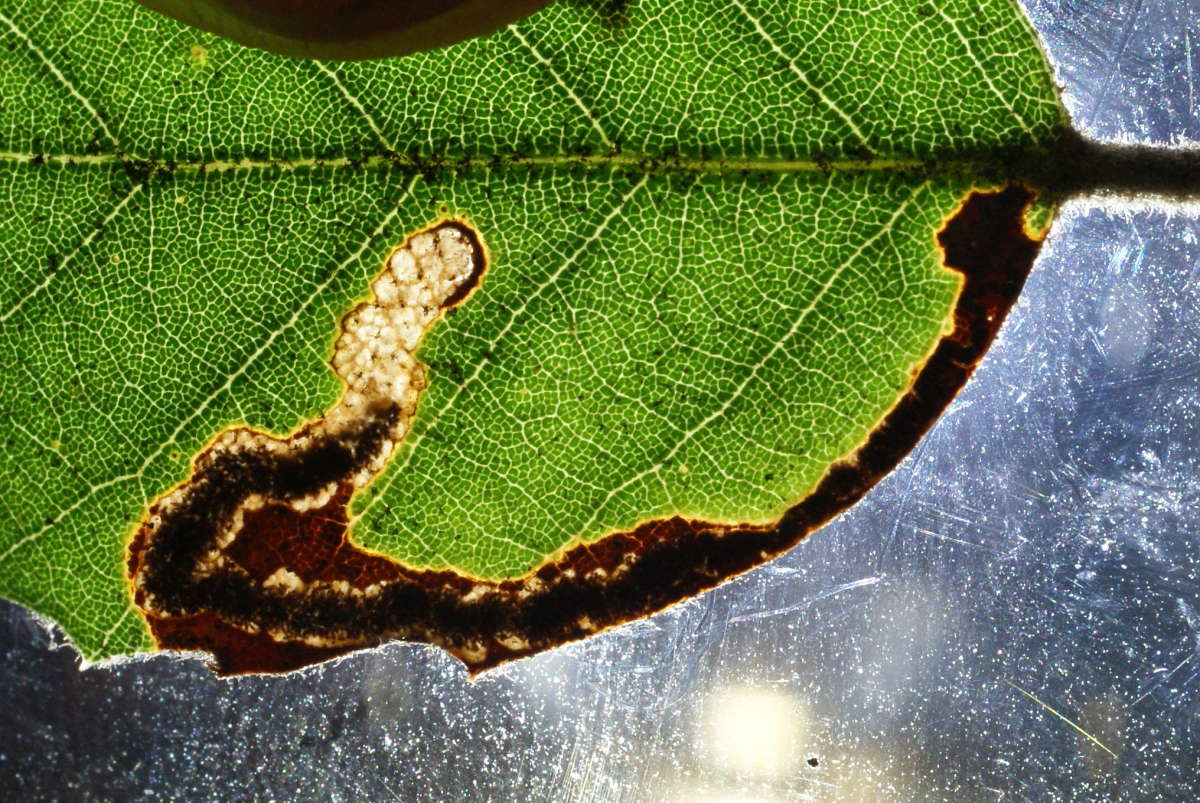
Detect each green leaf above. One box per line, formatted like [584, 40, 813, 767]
[0, 0, 1065, 671]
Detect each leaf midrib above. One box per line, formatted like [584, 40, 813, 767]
[0, 149, 1024, 176]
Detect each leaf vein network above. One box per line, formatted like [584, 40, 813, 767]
[929, 4, 1036, 138]
[0, 8, 118, 147]
[0, 179, 145, 324]
[569, 178, 931, 537]
[505, 24, 616, 151]
[726, 0, 872, 152]
[312, 60, 397, 153]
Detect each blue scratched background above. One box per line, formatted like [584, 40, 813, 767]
[2, 1, 1199, 798]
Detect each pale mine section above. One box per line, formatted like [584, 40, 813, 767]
[329, 222, 479, 476]
[136, 223, 480, 607]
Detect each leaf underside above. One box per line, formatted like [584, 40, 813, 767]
[0, 0, 1065, 671]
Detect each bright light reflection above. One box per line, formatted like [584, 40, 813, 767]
[704, 686, 811, 777]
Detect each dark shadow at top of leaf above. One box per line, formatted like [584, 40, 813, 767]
[565, 0, 636, 29]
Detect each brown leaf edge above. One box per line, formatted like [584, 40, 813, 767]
[126, 185, 1045, 676]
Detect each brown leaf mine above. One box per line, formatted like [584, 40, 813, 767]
[128, 189, 1046, 676]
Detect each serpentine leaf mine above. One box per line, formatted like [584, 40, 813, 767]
[0, 0, 1068, 672]
[126, 188, 1045, 675]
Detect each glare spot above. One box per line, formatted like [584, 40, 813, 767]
[703, 686, 811, 777]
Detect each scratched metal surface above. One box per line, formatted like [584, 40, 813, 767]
[3, 1, 1200, 799]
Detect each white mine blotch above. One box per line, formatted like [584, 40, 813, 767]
[197, 221, 478, 500]
[325, 221, 482, 483]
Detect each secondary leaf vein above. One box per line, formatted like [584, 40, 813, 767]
[0, 9, 118, 148]
[507, 24, 615, 151]
[726, 0, 872, 152]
